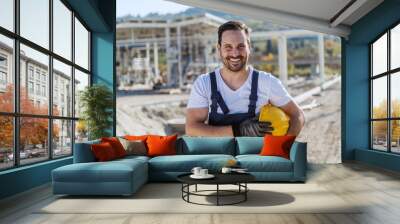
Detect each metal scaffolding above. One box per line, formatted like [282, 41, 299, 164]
[116, 14, 329, 89]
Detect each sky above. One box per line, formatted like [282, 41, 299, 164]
[117, 0, 190, 17]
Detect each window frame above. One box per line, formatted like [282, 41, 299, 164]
[0, 0, 92, 171]
[369, 20, 400, 154]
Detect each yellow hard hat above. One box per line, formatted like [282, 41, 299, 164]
[258, 104, 290, 136]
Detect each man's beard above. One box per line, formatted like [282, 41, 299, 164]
[222, 55, 247, 72]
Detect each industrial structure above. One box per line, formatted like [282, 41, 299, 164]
[116, 13, 335, 90]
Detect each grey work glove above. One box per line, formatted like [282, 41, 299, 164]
[232, 116, 274, 137]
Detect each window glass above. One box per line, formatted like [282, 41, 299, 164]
[20, 0, 49, 49]
[391, 24, 400, 70]
[372, 121, 388, 151]
[0, 0, 92, 169]
[74, 18, 89, 70]
[391, 72, 400, 118]
[53, 119, 72, 157]
[0, 35, 13, 112]
[0, 0, 14, 31]
[372, 76, 387, 119]
[391, 120, 400, 153]
[20, 117, 49, 165]
[53, 0, 72, 60]
[20, 44, 49, 115]
[53, 59, 72, 117]
[372, 33, 387, 76]
[0, 116, 13, 170]
[74, 69, 89, 118]
[75, 120, 88, 143]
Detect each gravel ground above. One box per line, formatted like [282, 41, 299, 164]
[296, 81, 341, 163]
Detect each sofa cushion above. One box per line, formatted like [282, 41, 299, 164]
[177, 137, 235, 155]
[260, 135, 296, 159]
[52, 157, 149, 195]
[118, 138, 147, 156]
[53, 163, 133, 183]
[91, 142, 118, 161]
[148, 154, 235, 172]
[101, 137, 127, 158]
[235, 137, 263, 155]
[236, 155, 293, 172]
[114, 155, 150, 164]
[53, 158, 147, 183]
[147, 134, 177, 157]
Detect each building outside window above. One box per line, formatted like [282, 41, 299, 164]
[0, 54, 6, 67]
[42, 85, 46, 97]
[36, 83, 40, 95]
[0, 54, 7, 89]
[41, 73, 46, 83]
[28, 81, 34, 94]
[28, 66, 34, 79]
[0, 71, 6, 84]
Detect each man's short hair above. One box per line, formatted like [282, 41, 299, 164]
[218, 21, 250, 45]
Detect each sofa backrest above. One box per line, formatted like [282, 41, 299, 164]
[75, 136, 303, 160]
[235, 137, 264, 155]
[176, 136, 236, 155]
[73, 139, 100, 163]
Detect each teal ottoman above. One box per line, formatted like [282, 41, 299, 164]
[52, 156, 148, 196]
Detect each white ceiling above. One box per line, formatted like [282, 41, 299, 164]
[167, 0, 384, 37]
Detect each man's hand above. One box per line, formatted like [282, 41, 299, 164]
[232, 116, 274, 137]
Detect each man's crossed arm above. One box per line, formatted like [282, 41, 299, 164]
[185, 100, 305, 137]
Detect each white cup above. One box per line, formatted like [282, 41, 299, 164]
[191, 167, 202, 176]
[221, 167, 232, 174]
[200, 169, 208, 176]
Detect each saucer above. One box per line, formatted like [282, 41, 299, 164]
[190, 174, 215, 179]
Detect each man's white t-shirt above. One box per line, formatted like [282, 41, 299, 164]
[187, 67, 293, 114]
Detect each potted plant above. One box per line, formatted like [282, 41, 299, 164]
[79, 84, 113, 140]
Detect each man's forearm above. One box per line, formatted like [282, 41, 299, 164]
[286, 112, 305, 136]
[185, 123, 234, 137]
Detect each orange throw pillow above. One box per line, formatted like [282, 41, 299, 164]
[101, 137, 126, 158]
[260, 135, 296, 159]
[91, 142, 117, 161]
[146, 134, 178, 157]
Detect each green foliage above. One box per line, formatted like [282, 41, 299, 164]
[79, 84, 113, 140]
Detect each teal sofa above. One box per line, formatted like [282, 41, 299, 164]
[52, 137, 307, 196]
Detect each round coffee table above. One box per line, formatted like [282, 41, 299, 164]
[177, 172, 255, 206]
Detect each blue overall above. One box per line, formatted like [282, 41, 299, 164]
[208, 69, 259, 126]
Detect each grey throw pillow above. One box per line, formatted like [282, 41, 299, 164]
[118, 137, 147, 156]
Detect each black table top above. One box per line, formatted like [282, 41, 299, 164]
[177, 172, 255, 185]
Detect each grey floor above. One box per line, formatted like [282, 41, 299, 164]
[1, 162, 400, 224]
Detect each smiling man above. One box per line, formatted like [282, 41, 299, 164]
[185, 21, 305, 137]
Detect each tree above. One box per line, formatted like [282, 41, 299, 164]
[0, 85, 13, 149]
[0, 84, 59, 150]
[372, 99, 400, 142]
[372, 100, 388, 139]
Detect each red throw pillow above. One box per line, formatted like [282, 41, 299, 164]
[146, 134, 177, 157]
[260, 135, 296, 159]
[91, 142, 117, 161]
[101, 137, 126, 158]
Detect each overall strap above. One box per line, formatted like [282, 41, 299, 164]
[210, 72, 230, 114]
[248, 69, 259, 115]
